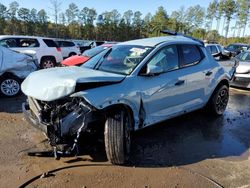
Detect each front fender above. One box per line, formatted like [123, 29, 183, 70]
[70, 89, 141, 130]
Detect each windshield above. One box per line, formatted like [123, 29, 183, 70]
[93, 45, 152, 75]
[226, 44, 242, 50]
[83, 46, 108, 57]
[236, 52, 250, 62]
[82, 49, 109, 69]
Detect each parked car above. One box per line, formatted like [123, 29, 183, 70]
[74, 40, 106, 53]
[0, 46, 38, 97]
[55, 39, 81, 59]
[224, 43, 250, 57]
[205, 44, 230, 59]
[0, 35, 63, 69]
[230, 51, 250, 88]
[22, 34, 236, 165]
[61, 43, 116, 66]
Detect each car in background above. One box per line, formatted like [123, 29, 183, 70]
[205, 44, 230, 60]
[22, 34, 236, 165]
[0, 35, 63, 69]
[55, 39, 81, 59]
[230, 51, 250, 88]
[0, 46, 38, 97]
[224, 43, 250, 57]
[73, 40, 106, 53]
[61, 43, 116, 66]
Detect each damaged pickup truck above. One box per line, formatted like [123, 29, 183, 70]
[22, 33, 236, 165]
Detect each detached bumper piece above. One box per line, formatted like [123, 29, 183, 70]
[22, 102, 48, 133]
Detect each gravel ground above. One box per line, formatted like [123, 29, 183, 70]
[0, 87, 249, 188]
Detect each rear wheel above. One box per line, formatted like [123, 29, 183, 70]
[207, 85, 229, 116]
[104, 109, 132, 165]
[0, 75, 21, 97]
[40, 57, 56, 69]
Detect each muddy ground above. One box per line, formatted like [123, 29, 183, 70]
[0, 87, 249, 188]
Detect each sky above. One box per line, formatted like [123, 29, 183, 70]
[0, 0, 211, 16]
[0, 0, 249, 36]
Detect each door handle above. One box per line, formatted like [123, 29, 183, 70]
[175, 80, 185, 86]
[205, 71, 213, 76]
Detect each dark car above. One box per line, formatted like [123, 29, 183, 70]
[224, 43, 250, 57]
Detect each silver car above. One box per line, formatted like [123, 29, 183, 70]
[231, 51, 250, 88]
[21, 35, 236, 164]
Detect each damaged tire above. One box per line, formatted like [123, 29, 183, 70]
[0, 75, 21, 97]
[207, 85, 229, 116]
[104, 109, 132, 165]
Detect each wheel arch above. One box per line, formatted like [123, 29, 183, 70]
[0, 72, 19, 79]
[208, 78, 229, 104]
[102, 103, 136, 131]
[41, 56, 56, 63]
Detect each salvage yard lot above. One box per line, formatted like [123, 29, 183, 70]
[0, 88, 250, 188]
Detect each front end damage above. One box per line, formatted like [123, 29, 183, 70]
[22, 96, 102, 157]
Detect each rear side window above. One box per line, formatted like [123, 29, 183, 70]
[56, 41, 75, 47]
[63, 41, 75, 47]
[18, 38, 40, 47]
[43, 39, 58, 47]
[180, 44, 203, 67]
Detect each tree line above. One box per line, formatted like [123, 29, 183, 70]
[0, 0, 249, 45]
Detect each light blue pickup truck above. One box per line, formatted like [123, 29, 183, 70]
[21, 33, 236, 164]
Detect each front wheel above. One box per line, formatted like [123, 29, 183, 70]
[0, 75, 21, 97]
[207, 85, 229, 116]
[104, 109, 132, 165]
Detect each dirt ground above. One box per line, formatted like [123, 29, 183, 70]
[0, 87, 250, 188]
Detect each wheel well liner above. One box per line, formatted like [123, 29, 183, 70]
[41, 56, 56, 62]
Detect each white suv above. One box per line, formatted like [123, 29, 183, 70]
[0, 35, 63, 69]
[55, 39, 81, 59]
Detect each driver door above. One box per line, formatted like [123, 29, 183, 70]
[137, 45, 187, 125]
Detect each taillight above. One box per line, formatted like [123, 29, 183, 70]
[56, 47, 61, 52]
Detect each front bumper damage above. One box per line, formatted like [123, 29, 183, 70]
[22, 96, 102, 157]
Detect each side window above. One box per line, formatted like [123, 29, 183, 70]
[43, 39, 58, 47]
[18, 38, 40, 48]
[210, 45, 218, 54]
[147, 45, 179, 72]
[0, 38, 17, 48]
[180, 44, 202, 67]
[64, 41, 75, 47]
[206, 46, 212, 53]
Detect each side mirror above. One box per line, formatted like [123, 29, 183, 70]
[141, 65, 163, 76]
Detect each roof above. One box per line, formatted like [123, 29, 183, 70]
[119, 36, 201, 47]
[0, 35, 54, 40]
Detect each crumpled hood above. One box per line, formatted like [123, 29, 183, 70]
[236, 61, 250, 74]
[21, 66, 125, 101]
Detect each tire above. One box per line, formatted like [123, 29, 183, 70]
[207, 85, 229, 116]
[104, 109, 132, 165]
[0, 75, 21, 97]
[40, 57, 56, 69]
